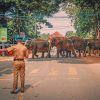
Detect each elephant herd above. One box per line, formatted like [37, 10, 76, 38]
[25, 37, 100, 59]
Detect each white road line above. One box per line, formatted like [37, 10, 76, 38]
[2, 73, 13, 76]
[67, 67, 80, 79]
[48, 68, 58, 76]
[18, 93, 24, 100]
[67, 67, 78, 76]
[0, 78, 12, 81]
[29, 68, 40, 76]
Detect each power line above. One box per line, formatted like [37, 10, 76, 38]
[40, 28, 68, 30]
[44, 26, 70, 28]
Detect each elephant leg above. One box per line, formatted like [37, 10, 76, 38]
[65, 51, 68, 58]
[62, 50, 65, 56]
[69, 51, 71, 58]
[34, 50, 38, 58]
[92, 49, 95, 54]
[32, 49, 37, 59]
[83, 50, 86, 57]
[99, 51, 100, 56]
[47, 50, 51, 58]
[78, 50, 81, 57]
[72, 50, 77, 58]
[57, 49, 60, 58]
[60, 50, 64, 57]
[32, 52, 34, 59]
[88, 49, 91, 56]
[41, 51, 44, 58]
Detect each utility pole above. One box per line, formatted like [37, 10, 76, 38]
[16, 0, 20, 35]
[34, 19, 37, 38]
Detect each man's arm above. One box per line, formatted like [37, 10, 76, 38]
[0, 48, 7, 52]
[0, 45, 15, 52]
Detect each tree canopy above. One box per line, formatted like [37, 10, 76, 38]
[0, 0, 65, 41]
[63, 0, 100, 38]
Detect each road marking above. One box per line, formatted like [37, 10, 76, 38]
[29, 68, 40, 76]
[48, 68, 58, 76]
[67, 67, 80, 79]
[0, 68, 12, 73]
[18, 93, 24, 100]
[0, 78, 11, 81]
[67, 67, 78, 76]
[67, 77, 80, 80]
[2, 73, 13, 76]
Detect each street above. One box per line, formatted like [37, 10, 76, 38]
[0, 55, 100, 100]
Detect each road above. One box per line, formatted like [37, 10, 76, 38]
[0, 55, 100, 100]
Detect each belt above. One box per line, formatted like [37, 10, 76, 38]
[14, 59, 24, 61]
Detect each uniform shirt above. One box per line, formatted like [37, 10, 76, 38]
[7, 43, 27, 59]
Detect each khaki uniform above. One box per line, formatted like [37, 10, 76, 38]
[7, 43, 27, 92]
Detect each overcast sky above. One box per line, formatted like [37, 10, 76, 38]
[39, 11, 76, 35]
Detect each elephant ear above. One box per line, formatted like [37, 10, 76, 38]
[24, 40, 28, 46]
[24, 40, 30, 47]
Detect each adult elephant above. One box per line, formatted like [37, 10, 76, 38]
[50, 37, 76, 58]
[87, 39, 100, 56]
[25, 38, 51, 58]
[70, 36, 87, 57]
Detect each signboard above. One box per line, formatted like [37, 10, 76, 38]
[20, 32, 25, 38]
[14, 34, 28, 42]
[0, 28, 7, 42]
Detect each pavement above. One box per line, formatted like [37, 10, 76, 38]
[0, 55, 100, 100]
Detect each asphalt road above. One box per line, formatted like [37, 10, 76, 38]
[0, 56, 100, 100]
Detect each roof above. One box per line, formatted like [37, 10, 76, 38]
[48, 31, 64, 39]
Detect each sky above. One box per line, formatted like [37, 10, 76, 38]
[39, 11, 76, 35]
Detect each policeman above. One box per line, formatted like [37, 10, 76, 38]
[0, 39, 28, 94]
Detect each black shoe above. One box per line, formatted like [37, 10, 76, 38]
[21, 90, 24, 93]
[21, 88, 24, 93]
[10, 90, 17, 94]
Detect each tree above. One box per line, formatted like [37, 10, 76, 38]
[62, 0, 100, 39]
[39, 33, 50, 40]
[65, 31, 76, 38]
[0, 0, 65, 40]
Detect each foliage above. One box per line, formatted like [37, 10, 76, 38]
[65, 31, 76, 38]
[0, 0, 64, 41]
[62, 0, 100, 39]
[39, 33, 50, 40]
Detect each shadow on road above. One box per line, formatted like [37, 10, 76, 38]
[27, 57, 89, 64]
[0, 61, 12, 76]
[0, 56, 99, 77]
[24, 84, 33, 92]
[27, 56, 100, 64]
[58, 58, 88, 64]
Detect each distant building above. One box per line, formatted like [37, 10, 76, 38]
[48, 31, 64, 40]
